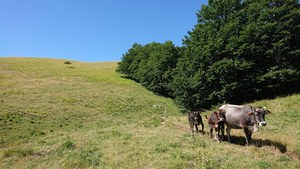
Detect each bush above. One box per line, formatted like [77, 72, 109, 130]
[60, 140, 75, 151]
[64, 61, 72, 64]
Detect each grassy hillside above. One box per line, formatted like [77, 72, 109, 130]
[0, 57, 299, 168]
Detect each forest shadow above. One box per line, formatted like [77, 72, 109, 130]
[226, 136, 287, 153]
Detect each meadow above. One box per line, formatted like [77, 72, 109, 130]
[0, 58, 299, 168]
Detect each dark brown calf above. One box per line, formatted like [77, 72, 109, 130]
[188, 111, 204, 135]
[207, 111, 225, 141]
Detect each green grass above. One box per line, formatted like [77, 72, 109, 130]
[0, 57, 299, 168]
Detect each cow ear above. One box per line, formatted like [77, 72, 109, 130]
[247, 112, 255, 116]
[262, 107, 271, 114]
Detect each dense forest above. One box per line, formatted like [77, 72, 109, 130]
[117, 0, 300, 110]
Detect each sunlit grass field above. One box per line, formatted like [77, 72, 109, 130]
[0, 57, 299, 168]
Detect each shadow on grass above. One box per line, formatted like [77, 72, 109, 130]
[226, 136, 287, 153]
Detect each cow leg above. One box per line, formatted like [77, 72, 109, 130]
[243, 128, 251, 146]
[190, 123, 194, 135]
[226, 127, 231, 142]
[247, 130, 252, 142]
[215, 128, 219, 141]
[219, 123, 225, 141]
[209, 125, 213, 138]
[248, 132, 252, 141]
[200, 122, 205, 135]
[195, 124, 199, 134]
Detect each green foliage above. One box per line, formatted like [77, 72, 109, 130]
[60, 140, 76, 151]
[117, 41, 180, 96]
[118, 1, 300, 109]
[173, 0, 300, 109]
[257, 160, 272, 169]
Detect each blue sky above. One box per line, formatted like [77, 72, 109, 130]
[0, 0, 207, 62]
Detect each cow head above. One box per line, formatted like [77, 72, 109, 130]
[248, 107, 271, 126]
[191, 112, 201, 125]
[218, 110, 226, 122]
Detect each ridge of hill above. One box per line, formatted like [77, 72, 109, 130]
[0, 58, 299, 168]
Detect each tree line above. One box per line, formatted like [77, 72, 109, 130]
[117, 0, 300, 110]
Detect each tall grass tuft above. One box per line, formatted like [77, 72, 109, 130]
[3, 148, 35, 158]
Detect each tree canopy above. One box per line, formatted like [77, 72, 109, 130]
[117, 0, 300, 110]
[117, 41, 180, 96]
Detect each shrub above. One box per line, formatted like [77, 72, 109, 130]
[64, 61, 72, 64]
[60, 140, 75, 151]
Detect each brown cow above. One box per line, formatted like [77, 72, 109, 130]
[188, 111, 205, 135]
[207, 111, 225, 141]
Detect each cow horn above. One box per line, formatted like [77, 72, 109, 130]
[263, 107, 267, 109]
[247, 112, 255, 116]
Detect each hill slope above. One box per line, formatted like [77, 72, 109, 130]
[0, 58, 299, 168]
